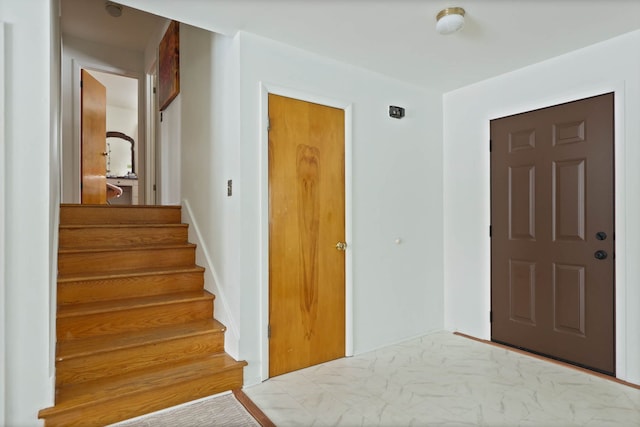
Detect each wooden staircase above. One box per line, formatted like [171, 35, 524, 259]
[39, 204, 247, 427]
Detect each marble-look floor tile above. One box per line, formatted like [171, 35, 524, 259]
[244, 331, 640, 426]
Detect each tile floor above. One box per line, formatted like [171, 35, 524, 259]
[244, 331, 640, 426]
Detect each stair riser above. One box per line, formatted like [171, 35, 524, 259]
[57, 299, 214, 341]
[58, 246, 196, 276]
[58, 271, 204, 305]
[59, 226, 188, 249]
[60, 205, 182, 225]
[56, 333, 225, 387]
[44, 368, 244, 427]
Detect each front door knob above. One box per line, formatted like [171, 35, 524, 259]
[594, 250, 608, 260]
[335, 242, 347, 251]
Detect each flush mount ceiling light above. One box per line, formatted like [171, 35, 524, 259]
[105, 1, 123, 18]
[436, 7, 465, 35]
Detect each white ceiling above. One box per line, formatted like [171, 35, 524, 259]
[61, 0, 165, 111]
[66, 0, 640, 93]
[60, 0, 167, 52]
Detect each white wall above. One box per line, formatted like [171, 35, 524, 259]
[61, 36, 145, 203]
[156, 20, 444, 384]
[237, 32, 443, 384]
[443, 30, 640, 384]
[0, 20, 6, 426]
[120, 0, 444, 386]
[1, 0, 57, 424]
[157, 95, 181, 205]
[179, 25, 242, 357]
[107, 105, 138, 142]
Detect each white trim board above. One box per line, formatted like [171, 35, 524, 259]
[0, 22, 7, 425]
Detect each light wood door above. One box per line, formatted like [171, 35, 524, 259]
[81, 69, 107, 204]
[268, 94, 345, 377]
[491, 93, 615, 375]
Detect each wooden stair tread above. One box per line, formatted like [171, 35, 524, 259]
[58, 265, 205, 283]
[57, 291, 214, 318]
[60, 223, 188, 230]
[57, 319, 226, 361]
[58, 242, 196, 254]
[42, 354, 247, 415]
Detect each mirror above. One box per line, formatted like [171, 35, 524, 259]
[106, 131, 136, 178]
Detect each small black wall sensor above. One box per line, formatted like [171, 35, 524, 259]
[389, 105, 405, 119]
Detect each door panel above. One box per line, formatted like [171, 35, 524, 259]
[554, 159, 586, 241]
[509, 259, 536, 325]
[553, 263, 586, 336]
[491, 93, 615, 375]
[81, 69, 107, 204]
[509, 164, 535, 240]
[268, 94, 345, 377]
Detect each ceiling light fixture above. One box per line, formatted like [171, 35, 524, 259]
[105, 1, 123, 18]
[436, 7, 465, 35]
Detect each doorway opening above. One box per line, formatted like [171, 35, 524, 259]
[88, 70, 140, 205]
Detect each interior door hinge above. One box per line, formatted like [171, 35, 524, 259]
[489, 139, 492, 152]
[490, 311, 493, 323]
[160, 112, 163, 122]
[489, 225, 492, 237]
[267, 117, 271, 132]
[153, 86, 157, 94]
[267, 324, 271, 339]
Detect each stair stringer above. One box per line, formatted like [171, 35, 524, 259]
[181, 199, 240, 360]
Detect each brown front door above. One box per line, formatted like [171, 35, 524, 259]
[491, 93, 615, 375]
[81, 69, 107, 204]
[268, 93, 346, 377]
